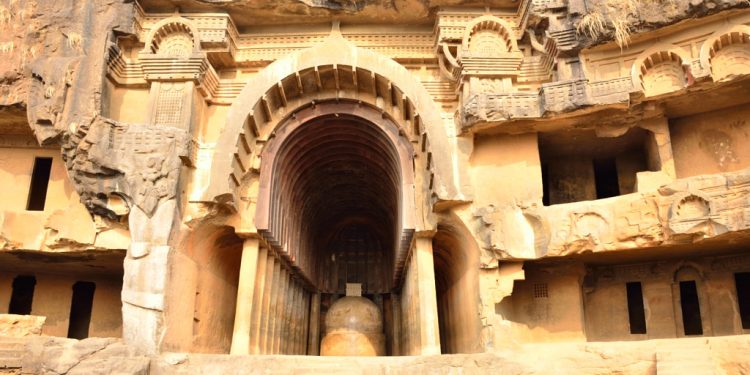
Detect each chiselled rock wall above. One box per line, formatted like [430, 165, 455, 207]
[0, 0, 135, 253]
[1, 0, 750, 368]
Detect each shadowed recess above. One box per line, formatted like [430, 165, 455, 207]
[264, 115, 402, 294]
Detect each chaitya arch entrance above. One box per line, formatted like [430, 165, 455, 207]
[227, 101, 434, 356]
[255, 102, 416, 294]
[196, 34, 474, 357]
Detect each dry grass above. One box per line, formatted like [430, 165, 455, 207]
[577, 11, 607, 40]
[0, 6, 10, 27]
[0, 41, 13, 53]
[20, 44, 37, 65]
[611, 19, 632, 48]
[576, 0, 680, 48]
[0, 1, 32, 28]
[65, 31, 82, 51]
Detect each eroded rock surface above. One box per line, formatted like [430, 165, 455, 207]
[20, 337, 149, 375]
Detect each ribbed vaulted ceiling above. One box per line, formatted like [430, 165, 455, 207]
[266, 115, 401, 293]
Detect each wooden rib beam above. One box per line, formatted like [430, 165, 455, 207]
[277, 82, 288, 108]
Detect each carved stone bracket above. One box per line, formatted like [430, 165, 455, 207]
[64, 116, 189, 219]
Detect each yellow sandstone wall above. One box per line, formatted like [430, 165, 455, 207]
[0, 272, 122, 338]
[0, 148, 76, 212]
[671, 103, 750, 178]
[496, 264, 587, 343]
[470, 134, 542, 205]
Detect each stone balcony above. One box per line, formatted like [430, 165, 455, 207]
[486, 168, 750, 261]
[460, 77, 635, 131]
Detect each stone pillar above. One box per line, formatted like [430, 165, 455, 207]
[478, 263, 525, 351]
[294, 285, 304, 354]
[640, 116, 677, 184]
[249, 247, 269, 354]
[260, 255, 278, 354]
[265, 260, 281, 353]
[286, 285, 297, 354]
[307, 292, 321, 355]
[299, 290, 310, 354]
[230, 237, 260, 355]
[273, 271, 289, 353]
[120, 44, 206, 355]
[297, 287, 306, 354]
[281, 280, 295, 354]
[414, 236, 441, 355]
[122, 200, 176, 355]
[391, 292, 401, 356]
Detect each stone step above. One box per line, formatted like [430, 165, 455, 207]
[0, 356, 22, 369]
[656, 339, 715, 375]
[0, 338, 26, 370]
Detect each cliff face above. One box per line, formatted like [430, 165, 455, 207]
[0, 1, 136, 219]
[141, 0, 517, 25]
[0, 0, 134, 131]
[568, 0, 750, 48]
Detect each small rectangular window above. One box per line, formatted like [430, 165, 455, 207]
[593, 157, 620, 199]
[26, 157, 53, 211]
[735, 272, 750, 329]
[541, 163, 550, 206]
[8, 275, 36, 315]
[67, 281, 96, 339]
[626, 282, 647, 334]
[680, 280, 703, 335]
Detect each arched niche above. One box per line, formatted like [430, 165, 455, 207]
[166, 223, 243, 354]
[633, 48, 690, 97]
[461, 16, 517, 57]
[142, 17, 201, 57]
[702, 26, 750, 81]
[671, 193, 711, 221]
[202, 34, 467, 211]
[432, 216, 482, 354]
[671, 264, 712, 337]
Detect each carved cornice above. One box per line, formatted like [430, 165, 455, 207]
[435, 3, 532, 43]
[138, 54, 210, 81]
[134, 2, 437, 66]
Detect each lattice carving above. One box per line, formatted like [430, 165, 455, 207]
[154, 83, 185, 126]
[533, 283, 549, 298]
